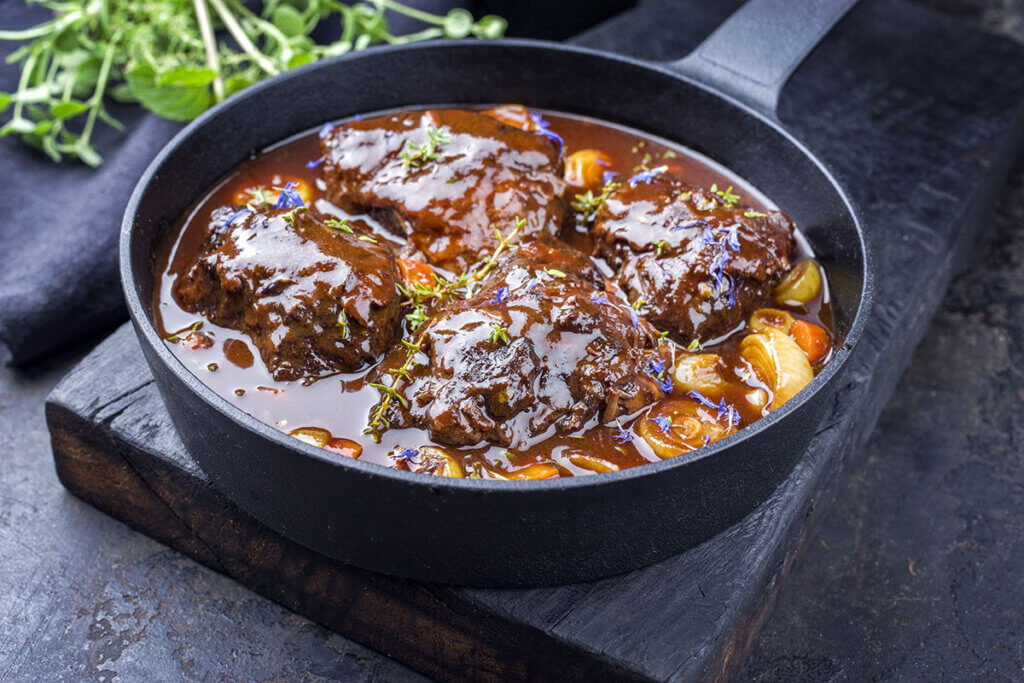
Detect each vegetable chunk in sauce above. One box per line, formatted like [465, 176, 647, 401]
[156, 106, 835, 479]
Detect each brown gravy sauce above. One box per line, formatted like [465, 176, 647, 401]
[155, 108, 832, 478]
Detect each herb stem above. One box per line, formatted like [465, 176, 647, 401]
[192, 0, 225, 102]
[76, 33, 119, 165]
[0, 10, 81, 41]
[206, 0, 280, 76]
[224, 0, 294, 65]
[372, 0, 446, 26]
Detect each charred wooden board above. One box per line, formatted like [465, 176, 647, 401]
[45, 0, 1024, 680]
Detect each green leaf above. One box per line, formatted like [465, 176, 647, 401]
[472, 14, 507, 39]
[0, 92, 12, 114]
[0, 118, 36, 136]
[50, 99, 89, 119]
[53, 28, 79, 53]
[224, 74, 254, 96]
[29, 119, 53, 135]
[108, 83, 139, 103]
[287, 52, 316, 69]
[271, 5, 305, 37]
[125, 64, 213, 122]
[157, 66, 218, 88]
[74, 141, 103, 167]
[442, 8, 473, 39]
[352, 5, 387, 36]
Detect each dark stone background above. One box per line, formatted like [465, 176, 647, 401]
[0, 0, 1021, 679]
[742, 3, 1024, 678]
[744, 155, 1024, 681]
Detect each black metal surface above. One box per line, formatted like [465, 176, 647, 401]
[672, 0, 859, 115]
[119, 14, 871, 586]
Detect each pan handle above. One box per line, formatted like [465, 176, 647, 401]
[667, 0, 858, 117]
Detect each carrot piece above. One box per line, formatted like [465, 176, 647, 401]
[505, 463, 560, 480]
[791, 320, 831, 364]
[397, 258, 436, 289]
[325, 437, 363, 459]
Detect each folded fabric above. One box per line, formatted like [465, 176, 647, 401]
[0, 0, 472, 365]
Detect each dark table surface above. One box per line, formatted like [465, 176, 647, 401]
[2, 1, 1023, 680]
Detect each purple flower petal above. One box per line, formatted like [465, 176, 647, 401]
[652, 416, 672, 433]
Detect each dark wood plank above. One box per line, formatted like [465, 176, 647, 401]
[44, 0, 1024, 680]
[46, 331, 642, 682]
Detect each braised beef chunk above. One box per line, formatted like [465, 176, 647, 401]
[175, 206, 402, 381]
[593, 178, 794, 342]
[372, 241, 670, 449]
[320, 108, 567, 272]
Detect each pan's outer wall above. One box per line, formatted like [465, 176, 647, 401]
[124, 42, 865, 586]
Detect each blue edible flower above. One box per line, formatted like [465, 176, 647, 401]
[646, 358, 666, 376]
[318, 122, 334, 139]
[673, 219, 711, 232]
[591, 293, 610, 305]
[490, 285, 510, 304]
[274, 181, 304, 209]
[221, 208, 249, 227]
[686, 389, 718, 411]
[613, 427, 633, 444]
[629, 308, 640, 328]
[716, 399, 740, 424]
[305, 156, 324, 169]
[657, 375, 674, 393]
[530, 112, 565, 157]
[652, 416, 673, 433]
[396, 448, 418, 460]
[627, 165, 668, 185]
[724, 225, 741, 251]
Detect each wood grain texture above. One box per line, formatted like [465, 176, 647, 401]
[45, 0, 1024, 680]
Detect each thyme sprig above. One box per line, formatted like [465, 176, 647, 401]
[710, 183, 741, 208]
[364, 338, 421, 441]
[366, 217, 526, 439]
[571, 178, 618, 223]
[0, 0, 505, 166]
[399, 123, 450, 169]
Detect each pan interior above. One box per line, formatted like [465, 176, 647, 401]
[128, 43, 863, 353]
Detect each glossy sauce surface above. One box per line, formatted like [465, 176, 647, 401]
[155, 108, 833, 479]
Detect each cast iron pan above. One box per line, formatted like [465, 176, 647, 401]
[121, 0, 872, 586]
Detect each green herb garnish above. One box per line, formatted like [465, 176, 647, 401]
[489, 324, 510, 345]
[0, 0, 505, 166]
[710, 183, 741, 208]
[165, 320, 203, 342]
[570, 178, 618, 223]
[337, 310, 349, 339]
[400, 123, 450, 169]
[324, 218, 354, 234]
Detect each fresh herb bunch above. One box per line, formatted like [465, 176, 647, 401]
[0, 0, 506, 166]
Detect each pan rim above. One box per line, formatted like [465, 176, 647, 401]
[120, 38, 874, 494]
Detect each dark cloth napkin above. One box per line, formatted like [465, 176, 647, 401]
[0, 0, 174, 365]
[0, 0, 632, 365]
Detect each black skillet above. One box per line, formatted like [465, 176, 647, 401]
[121, 0, 872, 586]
